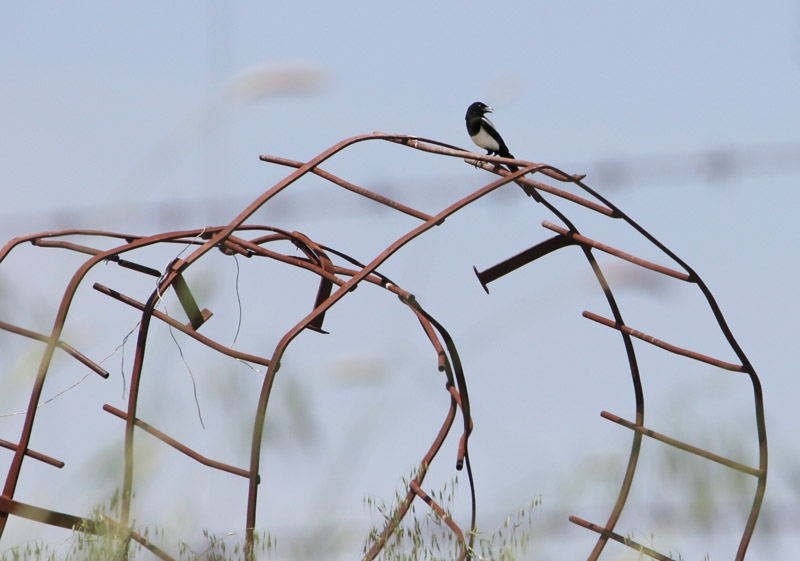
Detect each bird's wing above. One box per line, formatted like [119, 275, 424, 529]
[481, 117, 512, 156]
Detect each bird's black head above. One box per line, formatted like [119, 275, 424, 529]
[466, 101, 493, 120]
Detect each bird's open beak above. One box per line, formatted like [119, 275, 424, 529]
[485, 106, 494, 113]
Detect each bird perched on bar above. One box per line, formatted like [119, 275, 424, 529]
[465, 101, 519, 173]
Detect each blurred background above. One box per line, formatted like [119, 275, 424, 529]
[0, 2, 798, 559]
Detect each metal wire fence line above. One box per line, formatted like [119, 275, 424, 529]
[0, 133, 766, 560]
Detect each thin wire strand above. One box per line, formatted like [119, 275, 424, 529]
[230, 254, 243, 348]
[0, 320, 141, 419]
[229, 254, 262, 374]
[154, 228, 212, 430]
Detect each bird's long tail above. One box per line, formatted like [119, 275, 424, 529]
[500, 151, 539, 198]
[500, 150, 519, 173]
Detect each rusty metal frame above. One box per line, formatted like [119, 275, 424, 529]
[0, 133, 766, 560]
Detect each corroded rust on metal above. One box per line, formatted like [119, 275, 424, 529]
[600, 411, 762, 477]
[103, 405, 255, 481]
[0, 133, 766, 561]
[473, 235, 576, 293]
[582, 311, 746, 372]
[540, 221, 693, 281]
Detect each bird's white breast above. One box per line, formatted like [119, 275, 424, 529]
[471, 127, 500, 152]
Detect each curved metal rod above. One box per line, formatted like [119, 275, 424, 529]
[455, 151, 764, 560]
[508, 179, 645, 560]
[0, 227, 221, 538]
[0, 132, 764, 561]
[538, 164, 766, 561]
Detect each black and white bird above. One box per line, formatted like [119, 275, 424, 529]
[465, 101, 519, 172]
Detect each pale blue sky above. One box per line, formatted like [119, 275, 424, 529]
[1, 2, 798, 559]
